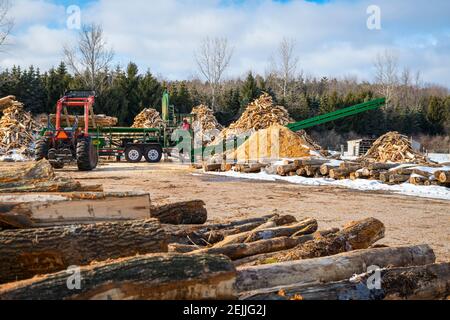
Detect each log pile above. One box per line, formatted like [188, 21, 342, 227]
[191, 104, 223, 132]
[131, 108, 164, 128]
[363, 131, 429, 164]
[0, 97, 38, 156]
[0, 159, 103, 193]
[39, 114, 118, 128]
[0, 202, 448, 300]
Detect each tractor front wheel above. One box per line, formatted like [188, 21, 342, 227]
[35, 137, 50, 161]
[76, 138, 98, 171]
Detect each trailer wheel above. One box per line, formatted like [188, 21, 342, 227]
[77, 138, 98, 171]
[125, 147, 143, 163]
[51, 162, 65, 169]
[144, 146, 163, 163]
[35, 137, 50, 161]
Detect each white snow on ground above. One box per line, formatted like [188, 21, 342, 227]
[206, 170, 450, 201]
[0, 149, 30, 162]
[428, 153, 450, 164]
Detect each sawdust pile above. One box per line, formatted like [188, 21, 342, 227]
[363, 131, 429, 164]
[230, 124, 312, 162]
[225, 93, 293, 135]
[0, 97, 38, 157]
[132, 108, 164, 128]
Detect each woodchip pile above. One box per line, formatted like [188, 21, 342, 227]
[132, 108, 164, 128]
[0, 97, 38, 156]
[363, 131, 429, 164]
[0, 198, 448, 300]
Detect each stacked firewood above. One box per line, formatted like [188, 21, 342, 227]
[39, 114, 118, 128]
[363, 131, 429, 164]
[0, 207, 448, 300]
[0, 97, 38, 156]
[191, 104, 223, 132]
[225, 93, 293, 135]
[132, 108, 164, 128]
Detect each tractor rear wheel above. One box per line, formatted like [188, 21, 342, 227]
[76, 138, 98, 171]
[35, 137, 50, 161]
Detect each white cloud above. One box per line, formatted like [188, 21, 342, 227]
[0, 0, 449, 87]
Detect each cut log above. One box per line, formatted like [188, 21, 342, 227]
[276, 164, 299, 176]
[0, 219, 168, 284]
[150, 200, 207, 225]
[294, 159, 328, 167]
[236, 245, 436, 292]
[203, 163, 222, 172]
[190, 237, 306, 261]
[234, 228, 340, 267]
[320, 164, 339, 176]
[389, 174, 410, 184]
[0, 192, 152, 229]
[168, 243, 200, 253]
[438, 171, 450, 184]
[329, 169, 352, 179]
[40, 114, 118, 128]
[213, 218, 318, 248]
[379, 171, 389, 183]
[241, 263, 450, 300]
[410, 175, 427, 186]
[0, 160, 102, 194]
[304, 165, 320, 177]
[296, 167, 307, 176]
[264, 218, 385, 264]
[367, 163, 399, 171]
[0, 254, 236, 300]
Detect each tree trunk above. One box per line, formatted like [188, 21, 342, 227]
[260, 218, 385, 264]
[236, 245, 436, 292]
[0, 219, 168, 284]
[213, 218, 317, 248]
[150, 200, 207, 225]
[241, 263, 450, 300]
[0, 192, 152, 229]
[0, 254, 236, 300]
[277, 164, 299, 176]
[190, 237, 307, 261]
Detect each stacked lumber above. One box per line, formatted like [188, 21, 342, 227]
[363, 131, 429, 164]
[226, 93, 293, 134]
[0, 159, 103, 194]
[0, 98, 38, 156]
[131, 108, 164, 128]
[39, 114, 118, 128]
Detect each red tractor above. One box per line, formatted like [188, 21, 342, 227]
[35, 91, 99, 171]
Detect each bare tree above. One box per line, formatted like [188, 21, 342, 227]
[270, 38, 299, 99]
[0, 0, 13, 49]
[64, 23, 114, 92]
[195, 37, 233, 111]
[374, 50, 399, 106]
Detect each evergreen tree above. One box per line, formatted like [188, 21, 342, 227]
[240, 72, 261, 111]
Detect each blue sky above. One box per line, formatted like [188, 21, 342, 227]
[1, 0, 450, 87]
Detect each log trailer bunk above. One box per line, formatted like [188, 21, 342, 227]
[38, 90, 386, 171]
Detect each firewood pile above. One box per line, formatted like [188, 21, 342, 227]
[132, 108, 164, 128]
[363, 131, 429, 164]
[225, 93, 293, 135]
[0, 97, 38, 157]
[0, 205, 448, 300]
[191, 105, 223, 132]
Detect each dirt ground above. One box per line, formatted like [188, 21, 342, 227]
[53, 161, 449, 262]
[1, 160, 449, 262]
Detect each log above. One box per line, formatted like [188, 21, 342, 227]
[304, 165, 320, 177]
[296, 167, 307, 176]
[409, 175, 427, 185]
[236, 245, 436, 292]
[389, 174, 410, 184]
[0, 254, 236, 300]
[329, 169, 352, 179]
[233, 228, 340, 267]
[203, 163, 222, 172]
[367, 163, 399, 171]
[190, 237, 306, 261]
[277, 164, 299, 176]
[168, 243, 200, 253]
[0, 192, 152, 229]
[0, 219, 168, 284]
[213, 218, 318, 248]
[40, 114, 118, 128]
[241, 263, 450, 300]
[0, 95, 16, 110]
[438, 171, 450, 184]
[265, 218, 385, 264]
[320, 164, 338, 176]
[294, 159, 328, 166]
[150, 200, 207, 225]
[379, 171, 389, 183]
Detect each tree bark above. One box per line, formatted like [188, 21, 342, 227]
[236, 245, 436, 292]
[0, 254, 236, 300]
[150, 200, 207, 225]
[0, 219, 168, 284]
[213, 218, 317, 248]
[241, 263, 450, 300]
[266, 218, 385, 264]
